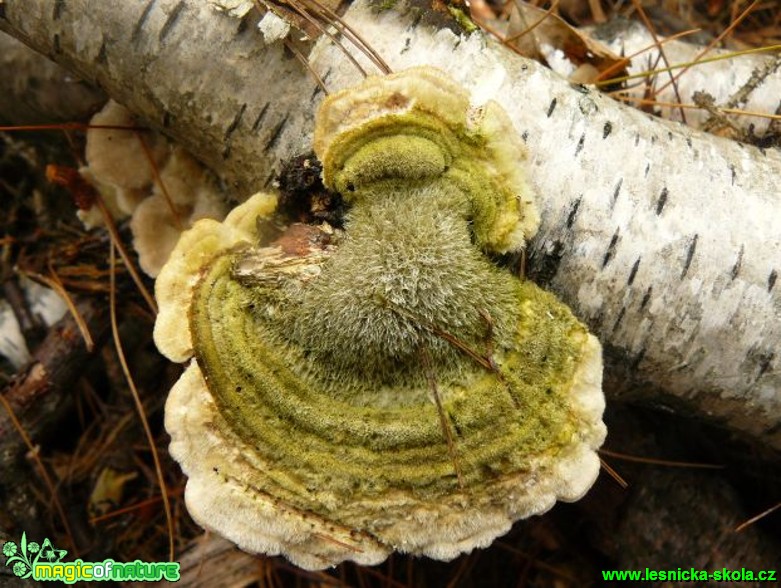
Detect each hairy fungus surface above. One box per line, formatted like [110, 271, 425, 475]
[156, 67, 606, 570]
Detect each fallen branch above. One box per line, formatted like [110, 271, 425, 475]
[0, 0, 778, 448]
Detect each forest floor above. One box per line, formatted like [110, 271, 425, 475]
[1, 1, 779, 586]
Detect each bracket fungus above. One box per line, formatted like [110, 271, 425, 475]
[156, 67, 606, 570]
[78, 100, 227, 277]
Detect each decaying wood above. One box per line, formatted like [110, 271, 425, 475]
[0, 294, 108, 554]
[143, 535, 268, 588]
[0, 295, 108, 450]
[583, 407, 781, 575]
[0, 0, 778, 452]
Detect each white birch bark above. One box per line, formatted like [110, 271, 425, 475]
[0, 0, 779, 447]
[590, 20, 781, 133]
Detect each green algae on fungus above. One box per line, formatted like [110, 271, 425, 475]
[155, 67, 606, 570]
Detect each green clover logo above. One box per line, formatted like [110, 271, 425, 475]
[2, 533, 67, 579]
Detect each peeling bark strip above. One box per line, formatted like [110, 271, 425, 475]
[1, 0, 780, 447]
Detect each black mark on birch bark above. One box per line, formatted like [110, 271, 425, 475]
[566, 196, 582, 228]
[264, 115, 289, 153]
[408, 10, 424, 29]
[611, 307, 626, 333]
[630, 347, 646, 371]
[757, 352, 774, 380]
[627, 257, 641, 286]
[521, 131, 529, 142]
[224, 104, 247, 141]
[681, 234, 698, 278]
[252, 103, 270, 133]
[686, 137, 693, 148]
[590, 310, 604, 331]
[602, 229, 620, 268]
[96, 38, 108, 65]
[634, 133, 640, 146]
[602, 121, 612, 138]
[574, 133, 585, 157]
[401, 38, 411, 54]
[546, 98, 557, 117]
[611, 178, 623, 208]
[730, 245, 744, 281]
[769, 269, 778, 292]
[656, 187, 668, 215]
[639, 286, 652, 311]
[668, 131, 673, 141]
[644, 162, 650, 177]
[132, 0, 157, 44]
[528, 241, 564, 287]
[159, 1, 185, 42]
[651, 135, 657, 145]
[53, 0, 66, 20]
[730, 163, 736, 185]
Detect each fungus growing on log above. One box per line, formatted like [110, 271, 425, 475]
[78, 101, 227, 277]
[155, 67, 606, 570]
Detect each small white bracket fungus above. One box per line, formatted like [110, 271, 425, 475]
[77, 101, 228, 276]
[157, 67, 606, 570]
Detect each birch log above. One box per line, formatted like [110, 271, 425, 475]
[591, 20, 781, 134]
[0, 0, 779, 448]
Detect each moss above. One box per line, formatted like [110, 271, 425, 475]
[192, 245, 587, 511]
[447, 6, 478, 34]
[316, 68, 539, 252]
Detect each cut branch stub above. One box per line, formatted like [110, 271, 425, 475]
[155, 67, 606, 570]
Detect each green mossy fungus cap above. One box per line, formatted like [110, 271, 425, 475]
[155, 67, 606, 571]
[314, 66, 540, 254]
